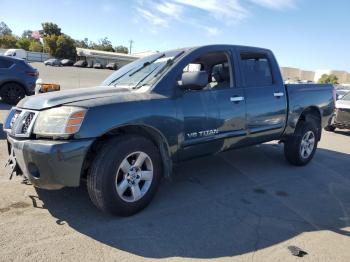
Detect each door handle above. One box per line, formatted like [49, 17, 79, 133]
[230, 96, 244, 102]
[273, 92, 284, 97]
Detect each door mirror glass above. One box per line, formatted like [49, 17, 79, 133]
[180, 71, 208, 90]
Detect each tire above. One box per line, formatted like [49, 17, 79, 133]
[324, 125, 336, 132]
[87, 135, 162, 216]
[284, 120, 319, 166]
[0, 83, 26, 105]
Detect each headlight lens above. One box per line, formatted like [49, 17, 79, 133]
[33, 106, 87, 137]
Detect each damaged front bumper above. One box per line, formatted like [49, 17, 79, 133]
[6, 135, 94, 189]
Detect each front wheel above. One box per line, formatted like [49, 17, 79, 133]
[87, 135, 162, 216]
[284, 120, 319, 166]
[0, 83, 25, 105]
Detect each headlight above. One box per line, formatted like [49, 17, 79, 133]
[33, 106, 87, 138]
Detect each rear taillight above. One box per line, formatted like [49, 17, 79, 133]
[26, 71, 39, 77]
[332, 86, 337, 104]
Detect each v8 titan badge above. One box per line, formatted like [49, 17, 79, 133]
[187, 129, 219, 139]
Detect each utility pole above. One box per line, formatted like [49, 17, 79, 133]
[129, 39, 134, 54]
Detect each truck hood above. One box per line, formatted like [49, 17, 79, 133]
[17, 86, 131, 110]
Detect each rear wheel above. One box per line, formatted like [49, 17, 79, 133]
[87, 135, 162, 216]
[284, 120, 319, 166]
[0, 83, 25, 105]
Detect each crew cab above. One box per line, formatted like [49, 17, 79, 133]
[3, 45, 335, 216]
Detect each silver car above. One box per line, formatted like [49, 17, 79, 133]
[325, 91, 350, 131]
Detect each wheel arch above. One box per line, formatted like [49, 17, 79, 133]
[81, 124, 173, 182]
[295, 106, 322, 140]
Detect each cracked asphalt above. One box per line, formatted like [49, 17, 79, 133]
[0, 64, 349, 261]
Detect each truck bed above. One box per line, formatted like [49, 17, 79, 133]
[284, 84, 334, 135]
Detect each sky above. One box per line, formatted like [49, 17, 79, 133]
[0, 0, 349, 71]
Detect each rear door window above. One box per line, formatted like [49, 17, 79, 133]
[240, 53, 273, 87]
[0, 58, 14, 69]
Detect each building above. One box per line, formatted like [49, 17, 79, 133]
[281, 66, 350, 84]
[76, 48, 156, 68]
[280, 67, 315, 82]
[300, 70, 315, 82]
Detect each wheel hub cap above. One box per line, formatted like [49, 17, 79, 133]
[300, 131, 315, 159]
[126, 167, 141, 184]
[115, 151, 154, 202]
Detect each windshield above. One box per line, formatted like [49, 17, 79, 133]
[102, 49, 185, 89]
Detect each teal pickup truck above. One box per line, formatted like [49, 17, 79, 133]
[4, 45, 335, 216]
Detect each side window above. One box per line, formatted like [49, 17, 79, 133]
[210, 62, 230, 89]
[0, 59, 14, 69]
[179, 51, 232, 90]
[183, 63, 202, 72]
[240, 53, 273, 86]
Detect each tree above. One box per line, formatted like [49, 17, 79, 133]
[115, 45, 128, 54]
[41, 22, 61, 36]
[91, 37, 114, 52]
[0, 34, 17, 48]
[0, 21, 12, 35]
[55, 34, 76, 59]
[21, 30, 33, 39]
[16, 37, 31, 50]
[29, 41, 43, 52]
[318, 74, 339, 84]
[75, 38, 90, 48]
[43, 35, 58, 55]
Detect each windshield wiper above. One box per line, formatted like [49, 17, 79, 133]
[133, 51, 186, 89]
[129, 53, 165, 77]
[133, 65, 161, 89]
[109, 68, 134, 86]
[109, 53, 165, 87]
[153, 50, 185, 78]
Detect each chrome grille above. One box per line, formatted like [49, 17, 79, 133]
[21, 112, 35, 133]
[3, 108, 38, 137]
[10, 110, 21, 129]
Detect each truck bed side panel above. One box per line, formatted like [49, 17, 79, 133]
[283, 84, 334, 136]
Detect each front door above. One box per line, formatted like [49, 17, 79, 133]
[177, 49, 247, 160]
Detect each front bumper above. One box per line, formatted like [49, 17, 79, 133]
[334, 108, 350, 129]
[7, 135, 94, 189]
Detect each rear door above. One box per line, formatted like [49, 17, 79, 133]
[238, 50, 287, 142]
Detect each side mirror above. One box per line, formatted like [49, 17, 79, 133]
[180, 71, 208, 90]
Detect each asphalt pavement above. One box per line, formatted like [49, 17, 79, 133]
[0, 64, 349, 262]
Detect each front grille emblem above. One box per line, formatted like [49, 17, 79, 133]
[4, 108, 38, 138]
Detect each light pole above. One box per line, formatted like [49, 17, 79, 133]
[129, 40, 134, 54]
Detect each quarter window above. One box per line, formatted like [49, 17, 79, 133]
[241, 53, 273, 86]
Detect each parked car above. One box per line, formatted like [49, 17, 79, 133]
[93, 63, 103, 69]
[4, 49, 27, 60]
[44, 58, 61, 66]
[106, 62, 118, 70]
[3, 45, 334, 216]
[0, 55, 38, 104]
[74, 60, 87, 67]
[60, 59, 74, 66]
[86, 60, 93, 68]
[335, 88, 350, 100]
[325, 91, 350, 131]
